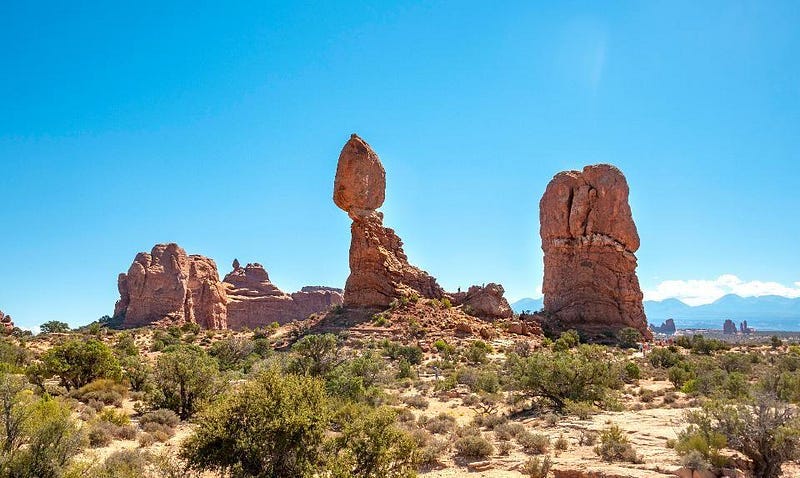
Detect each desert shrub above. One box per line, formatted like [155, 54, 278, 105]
[433, 339, 456, 360]
[521, 456, 552, 478]
[564, 400, 596, 419]
[424, 413, 456, 434]
[92, 450, 148, 477]
[113, 332, 139, 357]
[676, 334, 729, 355]
[150, 329, 181, 352]
[149, 344, 222, 419]
[88, 421, 116, 447]
[139, 408, 180, 429]
[472, 412, 506, 430]
[327, 406, 418, 478]
[138, 432, 156, 447]
[121, 355, 151, 392]
[497, 440, 513, 455]
[675, 408, 729, 469]
[98, 407, 130, 426]
[418, 438, 449, 466]
[517, 430, 549, 454]
[402, 394, 429, 410]
[209, 336, 256, 372]
[594, 424, 640, 463]
[681, 396, 800, 478]
[681, 450, 711, 471]
[552, 329, 580, 351]
[454, 434, 494, 459]
[325, 351, 385, 403]
[494, 422, 525, 441]
[290, 334, 341, 376]
[624, 362, 641, 381]
[554, 434, 569, 451]
[40, 338, 121, 390]
[180, 368, 330, 478]
[719, 352, 752, 374]
[40, 320, 70, 334]
[668, 363, 693, 388]
[616, 327, 642, 349]
[381, 341, 423, 365]
[464, 341, 492, 364]
[72, 379, 127, 406]
[771, 336, 783, 349]
[0, 337, 31, 371]
[509, 344, 623, 411]
[396, 358, 414, 379]
[578, 430, 598, 446]
[649, 347, 683, 368]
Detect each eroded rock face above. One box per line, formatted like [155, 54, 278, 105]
[652, 319, 676, 335]
[451, 283, 513, 320]
[540, 164, 651, 340]
[114, 243, 228, 329]
[723, 319, 737, 334]
[222, 262, 343, 329]
[0, 310, 13, 332]
[334, 134, 444, 308]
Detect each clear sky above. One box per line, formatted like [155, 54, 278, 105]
[2, 1, 799, 330]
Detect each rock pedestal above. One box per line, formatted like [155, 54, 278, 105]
[334, 134, 444, 308]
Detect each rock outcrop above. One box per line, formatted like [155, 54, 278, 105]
[114, 248, 343, 330]
[723, 319, 737, 334]
[0, 310, 13, 332]
[222, 262, 343, 329]
[334, 134, 444, 308]
[540, 164, 651, 340]
[651, 319, 676, 335]
[114, 243, 228, 329]
[451, 283, 513, 320]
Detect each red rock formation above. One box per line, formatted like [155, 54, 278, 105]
[0, 310, 14, 332]
[114, 243, 228, 329]
[723, 319, 737, 334]
[334, 134, 444, 308]
[451, 283, 513, 320]
[540, 164, 651, 340]
[222, 262, 342, 329]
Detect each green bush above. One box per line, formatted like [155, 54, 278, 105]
[521, 456, 552, 478]
[454, 434, 494, 459]
[552, 329, 580, 351]
[40, 320, 70, 334]
[72, 379, 128, 406]
[180, 368, 330, 478]
[517, 430, 549, 454]
[648, 347, 682, 368]
[209, 336, 257, 372]
[149, 345, 222, 419]
[40, 339, 121, 390]
[327, 406, 418, 478]
[594, 424, 640, 463]
[464, 341, 492, 364]
[290, 334, 341, 376]
[509, 344, 623, 411]
[616, 327, 642, 349]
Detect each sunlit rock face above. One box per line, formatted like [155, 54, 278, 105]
[540, 164, 651, 341]
[334, 134, 444, 308]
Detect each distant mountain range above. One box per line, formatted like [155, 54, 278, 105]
[510, 294, 800, 331]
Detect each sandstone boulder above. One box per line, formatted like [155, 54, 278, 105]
[451, 283, 513, 320]
[540, 164, 651, 340]
[114, 243, 228, 329]
[334, 134, 444, 308]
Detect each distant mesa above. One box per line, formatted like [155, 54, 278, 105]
[333, 134, 513, 320]
[651, 319, 676, 335]
[539, 164, 651, 341]
[0, 310, 14, 332]
[113, 243, 342, 330]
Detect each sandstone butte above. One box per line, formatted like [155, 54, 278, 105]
[540, 164, 652, 341]
[333, 134, 514, 320]
[113, 243, 342, 330]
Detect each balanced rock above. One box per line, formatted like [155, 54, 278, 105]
[334, 134, 444, 308]
[222, 263, 343, 329]
[540, 164, 651, 340]
[114, 243, 228, 329]
[451, 283, 513, 320]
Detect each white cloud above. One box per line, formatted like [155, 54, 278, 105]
[644, 275, 800, 306]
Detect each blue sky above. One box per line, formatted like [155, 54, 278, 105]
[1, 1, 799, 329]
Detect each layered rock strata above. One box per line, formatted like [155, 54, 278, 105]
[540, 164, 651, 340]
[334, 134, 444, 308]
[451, 283, 514, 320]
